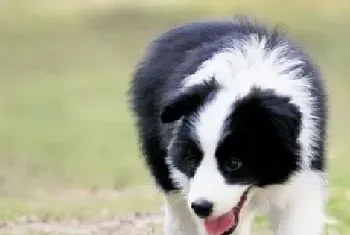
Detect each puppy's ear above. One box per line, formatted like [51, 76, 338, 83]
[233, 88, 301, 151]
[160, 80, 217, 123]
[160, 92, 197, 123]
[267, 99, 301, 151]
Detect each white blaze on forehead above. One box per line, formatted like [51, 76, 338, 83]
[166, 86, 237, 198]
[195, 90, 234, 155]
[182, 34, 317, 168]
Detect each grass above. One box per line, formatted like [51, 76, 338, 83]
[0, 0, 349, 234]
[0, 187, 161, 221]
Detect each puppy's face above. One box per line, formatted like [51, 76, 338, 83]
[162, 84, 301, 235]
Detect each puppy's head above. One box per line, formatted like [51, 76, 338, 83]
[162, 83, 301, 235]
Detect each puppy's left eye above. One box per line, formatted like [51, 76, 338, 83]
[224, 158, 242, 172]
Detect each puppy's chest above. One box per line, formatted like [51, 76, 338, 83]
[247, 187, 291, 215]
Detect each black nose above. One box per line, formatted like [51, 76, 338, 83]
[191, 199, 213, 218]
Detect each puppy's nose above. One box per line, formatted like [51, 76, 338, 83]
[191, 199, 213, 218]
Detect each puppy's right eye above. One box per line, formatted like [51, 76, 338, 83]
[179, 140, 202, 177]
[184, 148, 200, 176]
[188, 158, 198, 171]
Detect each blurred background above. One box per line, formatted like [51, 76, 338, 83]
[0, 0, 349, 234]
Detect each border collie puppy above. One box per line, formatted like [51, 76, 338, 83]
[129, 16, 327, 235]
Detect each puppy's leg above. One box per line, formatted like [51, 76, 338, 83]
[164, 192, 200, 235]
[268, 171, 326, 235]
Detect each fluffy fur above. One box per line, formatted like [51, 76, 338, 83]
[128, 17, 327, 235]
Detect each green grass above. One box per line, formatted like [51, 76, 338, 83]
[0, 187, 161, 221]
[0, 0, 349, 234]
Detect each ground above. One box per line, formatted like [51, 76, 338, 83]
[0, 187, 164, 235]
[0, 0, 349, 234]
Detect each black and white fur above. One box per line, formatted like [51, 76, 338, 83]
[129, 17, 327, 235]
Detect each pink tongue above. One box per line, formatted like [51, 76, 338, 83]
[204, 211, 235, 235]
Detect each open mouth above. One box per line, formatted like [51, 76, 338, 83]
[203, 186, 252, 235]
